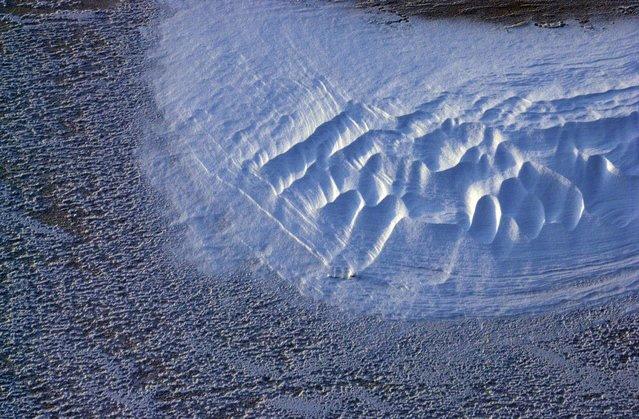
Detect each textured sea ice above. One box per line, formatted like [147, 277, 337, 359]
[148, 0, 639, 317]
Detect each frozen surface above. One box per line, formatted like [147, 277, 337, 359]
[3, 1, 639, 416]
[148, 0, 639, 317]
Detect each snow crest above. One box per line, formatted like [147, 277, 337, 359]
[147, 0, 639, 317]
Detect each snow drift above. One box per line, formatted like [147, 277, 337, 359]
[146, 0, 639, 317]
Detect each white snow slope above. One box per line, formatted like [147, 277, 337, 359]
[147, 0, 639, 318]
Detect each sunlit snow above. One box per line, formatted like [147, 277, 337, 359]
[146, 0, 639, 317]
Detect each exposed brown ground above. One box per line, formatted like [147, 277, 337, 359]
[356, 0, 639, 23]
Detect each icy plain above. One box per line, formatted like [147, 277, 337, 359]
[148, 0, 639, 317]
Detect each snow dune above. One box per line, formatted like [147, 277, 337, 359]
[147, 0, 639, 317]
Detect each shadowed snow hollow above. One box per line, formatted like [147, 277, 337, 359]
[147, 0, 639, 317]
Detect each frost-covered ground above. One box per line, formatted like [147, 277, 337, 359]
[149, 0, 639, 318]
[2, 0, 639, 416]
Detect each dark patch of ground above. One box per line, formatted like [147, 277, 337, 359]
[356, 0, 639, 24]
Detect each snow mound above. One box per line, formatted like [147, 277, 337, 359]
[147, 0, 639, 317]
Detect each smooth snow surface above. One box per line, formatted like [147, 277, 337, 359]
[148, 0, 639, 317]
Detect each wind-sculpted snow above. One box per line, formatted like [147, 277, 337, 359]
[148, 0, 639, 317]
